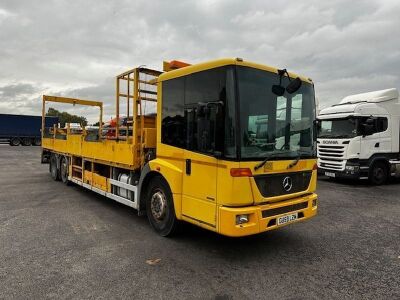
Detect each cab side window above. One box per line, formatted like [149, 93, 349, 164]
[161, 67, 230, 157]
[359, 117, 388, 135]
[161, 77, 185, 148]
[184, 68, 226, 154]
[377, 117, 388, 133]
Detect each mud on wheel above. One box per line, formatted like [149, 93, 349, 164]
[146, 176, 178, 237]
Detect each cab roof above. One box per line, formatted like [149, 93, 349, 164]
[318, 88, 400, 118]
[158, 58, 312, 84]
[339, 88, 399, 104]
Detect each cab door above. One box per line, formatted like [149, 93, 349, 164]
[180, 67, 227, 228]
[181, 104, 220, 227]
[182, 150, 217, 227]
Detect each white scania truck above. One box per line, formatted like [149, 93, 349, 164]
[317, 88, 400, 184]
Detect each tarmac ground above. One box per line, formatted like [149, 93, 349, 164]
[0, 146, 399, 299]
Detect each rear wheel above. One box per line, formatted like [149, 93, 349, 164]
[50, 154, 60, 181]
[146, 176, 178, 237]
[60, 156, 70, 185]
[21, 138, 32, 146]
[369, 162, 388, 185]
[9, 137, 20, 146]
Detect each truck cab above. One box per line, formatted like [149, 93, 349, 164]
[317, 88, 400, 184]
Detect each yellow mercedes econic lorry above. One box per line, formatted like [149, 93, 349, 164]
[41, 58, 318, 237]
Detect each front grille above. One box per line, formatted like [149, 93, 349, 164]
[262, 201, 308, 218]
[254, 171, 312, 197]
[317, 144, 347, 171]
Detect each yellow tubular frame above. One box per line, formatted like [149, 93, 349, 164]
[41, 95, 103, 138]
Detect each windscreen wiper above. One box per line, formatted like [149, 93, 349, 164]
[287, 150, 312, 169]
[287, 156, 300, 169]
[254, 151, 287, 171]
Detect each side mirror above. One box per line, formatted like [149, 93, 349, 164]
[313, 119, 320, 140]
[272, 85, 285, 96]
[286, 77, 302, 94]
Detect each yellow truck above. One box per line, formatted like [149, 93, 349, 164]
[41, 58, 318, 237]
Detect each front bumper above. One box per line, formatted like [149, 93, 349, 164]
[318, 165, 365, 180]
[218, 193, 318, 237]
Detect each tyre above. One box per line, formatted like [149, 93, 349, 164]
[21, 138, 32, 146]
[9, 137, 20, 146]
[369, 162, 388, 185]
[41, 151, 49, 163]
[146, 176, 178, 237]
[50, 154, 60, 181]
[60, 156, 70, 185]
[33, 137, 41, 146]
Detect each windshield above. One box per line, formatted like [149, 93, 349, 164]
[237, 66, 316, 159]
[318, 118, 358, 138]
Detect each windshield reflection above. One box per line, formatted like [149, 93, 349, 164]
[237, 66, 316, 159]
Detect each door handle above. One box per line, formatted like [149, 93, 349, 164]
[186, 159, 191, 175]
[375, 142, 380, 148]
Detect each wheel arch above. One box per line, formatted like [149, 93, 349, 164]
[137, 159, 183, 218]
[369, 156, 390, 173]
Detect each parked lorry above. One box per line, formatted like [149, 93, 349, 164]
[317, 88, 400, 184]
[41, 58, 318, 237]
[0, 114, 58, 146]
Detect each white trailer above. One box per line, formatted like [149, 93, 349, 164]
[317, 88, 400, 184]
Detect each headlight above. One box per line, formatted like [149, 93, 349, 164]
[345, 165, 359, 171]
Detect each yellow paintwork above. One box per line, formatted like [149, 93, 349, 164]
[150, 154, 318, 236]
[218, 193, 318, 237]
[42, 58, 318, 237]
[158, 58, 313, 84]
[43, 136, 136, 168]
[152, 58, 317, 236]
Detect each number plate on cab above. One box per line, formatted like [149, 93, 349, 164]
[277, 213, 298, 226]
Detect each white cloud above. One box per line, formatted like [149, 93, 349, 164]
[0, 0, 399, 122]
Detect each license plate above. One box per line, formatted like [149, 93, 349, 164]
[325, 171, 336, 178]
[277, 213, 298, 226]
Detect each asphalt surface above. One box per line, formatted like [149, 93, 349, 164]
[0, 146, 399, 299]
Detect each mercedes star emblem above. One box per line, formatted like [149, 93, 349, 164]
[282, 176, 293, 192]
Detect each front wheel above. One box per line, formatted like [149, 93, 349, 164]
[146, 177, 178, 237]
[369, 162, 388, 185]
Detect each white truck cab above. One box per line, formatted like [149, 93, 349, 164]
[317, 88, 400, 184]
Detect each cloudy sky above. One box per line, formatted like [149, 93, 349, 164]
[0, 0, 399, 122]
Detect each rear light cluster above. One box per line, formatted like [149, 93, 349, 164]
[230, 168, 252, 177]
